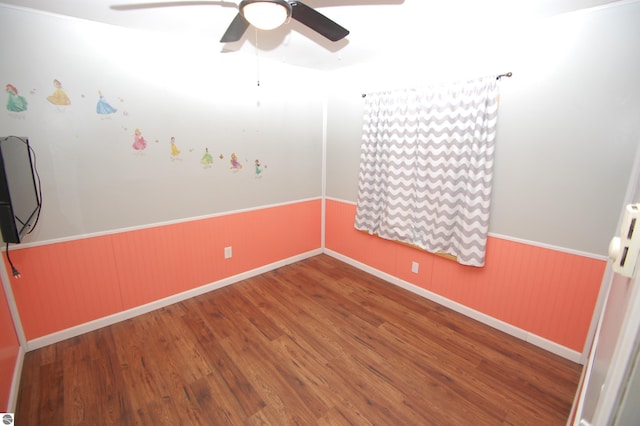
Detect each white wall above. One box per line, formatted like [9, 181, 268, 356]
[324, 1, 640, 256]
[3, 2, 639, 255]
[0, 6, 325, 242]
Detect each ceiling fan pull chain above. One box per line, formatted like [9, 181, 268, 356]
[255, 27, 260, 87]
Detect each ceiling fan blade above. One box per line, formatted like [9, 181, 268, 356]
[220, 12, 250, 43]
[290, 1, 349, 42]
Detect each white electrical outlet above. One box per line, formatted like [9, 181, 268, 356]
[224, 246, 232, 259]
[411, 261, 419, 274]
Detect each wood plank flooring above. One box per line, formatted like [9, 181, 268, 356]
[15, 254, 582, 425]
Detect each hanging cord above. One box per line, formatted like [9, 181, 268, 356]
[26, 138, 42, 234]
[5, 243, 20, 278]
[3, 136, 43, 279]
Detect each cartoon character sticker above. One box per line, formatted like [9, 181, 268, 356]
[46, 79, 71, 105]
[132, 128, 147, 151]
[170, 136, 181, 160]
[5, 84, 27, 112]
[96, 90, 117, 115]
[230, 153, 243, 170]
[201, 148, 213, 167]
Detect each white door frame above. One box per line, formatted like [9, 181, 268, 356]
[570, 143, 640, 425]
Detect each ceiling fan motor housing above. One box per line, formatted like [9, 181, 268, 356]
[239, 0, 293, 30]
[221, 0, 349, 43]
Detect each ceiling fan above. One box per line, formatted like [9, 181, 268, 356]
[111, 1, 349, 43]
[221, 0, 349, 43]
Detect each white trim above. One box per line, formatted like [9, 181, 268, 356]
[580, 265, 616, 366]
[324, 196, 607, 261]
[4, 197, 322, 251]
[571, 137, 640, 424]
[18, 240, 582, 368]
[324, 248, 582, 363]
[488, 232, 607, 261]
[6, 345, 24, 412]
[26, 249, 322, 351]
[325, 195, 355, 205]
[321, 96, 328, 250]
[590, 270, 640, 424]
[573, 142, 640, 421]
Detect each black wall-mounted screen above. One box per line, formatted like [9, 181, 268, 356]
[0, 136, 41, 243]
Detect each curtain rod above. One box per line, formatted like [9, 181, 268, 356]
[361, 72, 513, 97]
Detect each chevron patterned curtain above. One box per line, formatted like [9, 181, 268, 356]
[354, 77, 499, 267]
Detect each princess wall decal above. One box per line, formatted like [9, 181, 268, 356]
[170, 136, 181, 160]
[230, 152, 243, 170]
[96, 90, 117, 115]
[132, 128, 147, 151]
[5, 84, 28, 112]
[46, 79, 71, 106]
[201, 147, 213, 167]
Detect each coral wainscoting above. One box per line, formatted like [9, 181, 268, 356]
[6, 200, 321, 341]
[325, 198, 605, 354]
[4, 197, 606, 357]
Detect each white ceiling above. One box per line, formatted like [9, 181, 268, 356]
[0, 0, 624, 70]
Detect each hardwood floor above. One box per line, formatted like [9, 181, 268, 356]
[16, 254, 582, 425]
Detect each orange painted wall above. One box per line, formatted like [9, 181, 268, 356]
[0, 283, 20, 411]
[7, 200, 321, 340]
[325, 199, 606, 352]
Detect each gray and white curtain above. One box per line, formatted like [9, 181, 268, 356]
[354, 76, 499, 267]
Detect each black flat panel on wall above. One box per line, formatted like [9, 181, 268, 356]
[0, 136, 41, 244]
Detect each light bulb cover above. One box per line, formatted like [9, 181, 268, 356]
[240, 0, 292, 31]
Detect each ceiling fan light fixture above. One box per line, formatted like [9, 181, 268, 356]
[240, 0, 292, 31]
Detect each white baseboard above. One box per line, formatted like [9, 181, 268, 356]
[323, 249, 583, 364]
[25, 246, 582, 364]
[7, 345, 24, 412]
[26, 249, 322, 351]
